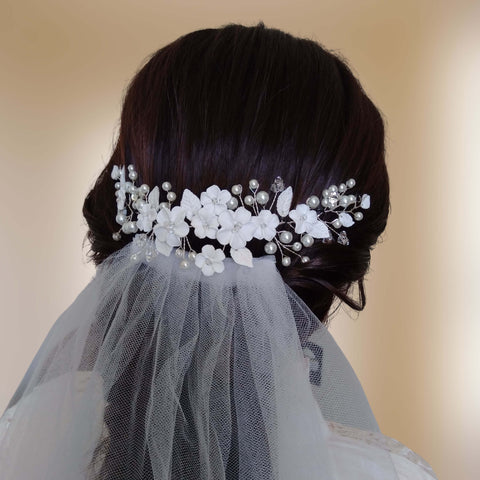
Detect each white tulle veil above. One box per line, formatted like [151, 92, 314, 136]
[0, 242, 399, 479]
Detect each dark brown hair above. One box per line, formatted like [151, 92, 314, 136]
[83, 22, 389, 323]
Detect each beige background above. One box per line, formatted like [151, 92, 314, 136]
[1, 1, 479, 478]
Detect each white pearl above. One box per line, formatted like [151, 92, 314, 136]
[301, 234, 314, 247]
[127, 164, 135, 172]
[135, 199, 147, 210]
[128, 171, 138, 181]
[328, 185, 338, 194]
[179, 260, 190, 269]
[346, 178, 356, 188]
[281, 256, 291, 267]
[279, 231, 293, 244]
[354, 212, 363, 221]
[227, 197, 239, 210]
[231, 184, 243, 195]
[122, 221, 138, 234]
[127, 183, 136, 193]
[332, 219, 342, 229]
[112, 232, 121, 241]
[139, 184, 150, 195]
[244, 195, 254, 206]
[301, 256, 310, 263]
[175, 248, 185, 258]
[264, 242, 277, 255]
[256, 191, 269, 205]
[131, 193, 139, 201]
[115, 182, 121, 189]
[116, 213, 127, 225]
[339, 196, 349, 207]
[348, 195, 356, 203]
[338, 183, 347, 193]
[159, 202, 169, 210]
[188, 251, 197, 261]
[167, 191, 177, 202]
[321, 198, 328, 207]
[292, 242, 302, 252]
[249, 179, 259, 190]
[322, 189, 329, 198]
[162, 181, 172, 192]
[306, 195, 320, 209]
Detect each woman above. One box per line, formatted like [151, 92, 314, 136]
[0, 23, 436, 479]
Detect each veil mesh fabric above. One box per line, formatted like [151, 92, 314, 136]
[0, 244, 398, 479]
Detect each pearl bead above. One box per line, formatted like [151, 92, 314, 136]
[306, 195, 320, 209]
[159, 202, 169, 210]
[131, 193, 139, 201]
[339, 196, 349, 207]
[135, 199, 147, 210]
[128, 171, 138, 181]
[292, 242, 302, 252]
[167, 191, 177, 202]
[301, 256, 310, 263]
[162, 181, 172, 192]
[139, 184, 150, 195]
[122, 221, 138, 234]
[244, 195, 254, 206]
[127, 164, 135, 172]
[249, 179, 259, 190]
[328, 185, 338, 194]
[279, 231, 293, 244]
[188, 251, 197, 261]
[116, 213, 127, 225]
[354, 212, 363, 221]
[231, 184, 243, 195]
[112, 232, 121, 241]
[175, 248, 185, 258]
[115, 182, 121, 190]
[338, 183, 347, 193]
[130, 253, 140, 262]
[322, 189, 329, 198]
[348, 195, 356, 203]
[281, 256, 291, 267]
[346, 178, 356, 188]
[301, 234, 314, 247]
[264, 242, 277, 255]
[321, 198, 328, 208]
[127, 183, 136, 194]
[227, 197, 239, 210]
[179, 260, 190, 269]
[256, 191, 269, 205]
[332, 219, 342, 229]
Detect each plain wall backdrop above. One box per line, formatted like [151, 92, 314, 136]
[1, 1, 479, 478]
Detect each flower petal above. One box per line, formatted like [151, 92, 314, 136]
[155, 238, 172, 257]
[361, 194, 371, 209]
[217, 228, 232, 246]
[180, 189, 201, 219]
[338, 212, 354, 227]
[148, 186, 160, 211]
[307, 220, 330, 239]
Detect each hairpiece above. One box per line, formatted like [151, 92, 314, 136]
[111, 165, 370, 276]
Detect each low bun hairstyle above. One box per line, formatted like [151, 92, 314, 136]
[83, 22, 389, 324]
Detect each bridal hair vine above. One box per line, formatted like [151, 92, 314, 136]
[111, 165, 371, 276]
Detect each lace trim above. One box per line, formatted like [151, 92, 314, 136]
[327, 421, 436, 478]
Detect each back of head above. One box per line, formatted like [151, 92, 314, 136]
[83, 22, 389, 323]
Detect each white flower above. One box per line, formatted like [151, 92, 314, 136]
[136, 203, 157, 232]
[200, 185, 231, 215]
[217, 207, 256, 250]
[252, 210, 280, 241]
[153, 206, 189, 256]
[190, 205, 219, 239]
[289, 204, 329, 238]
[195, 245, 225, 276]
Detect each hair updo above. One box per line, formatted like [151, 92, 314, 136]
[83, 22, 389, 324]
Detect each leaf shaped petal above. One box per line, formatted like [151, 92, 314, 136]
[148, 186, 160, 211]
[307, 220, 330, 239]
[276, 186, 293, 217]
[231, 248, 253, 268]
[339, 212, 354, 227]
[180, 189, 201, 220]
